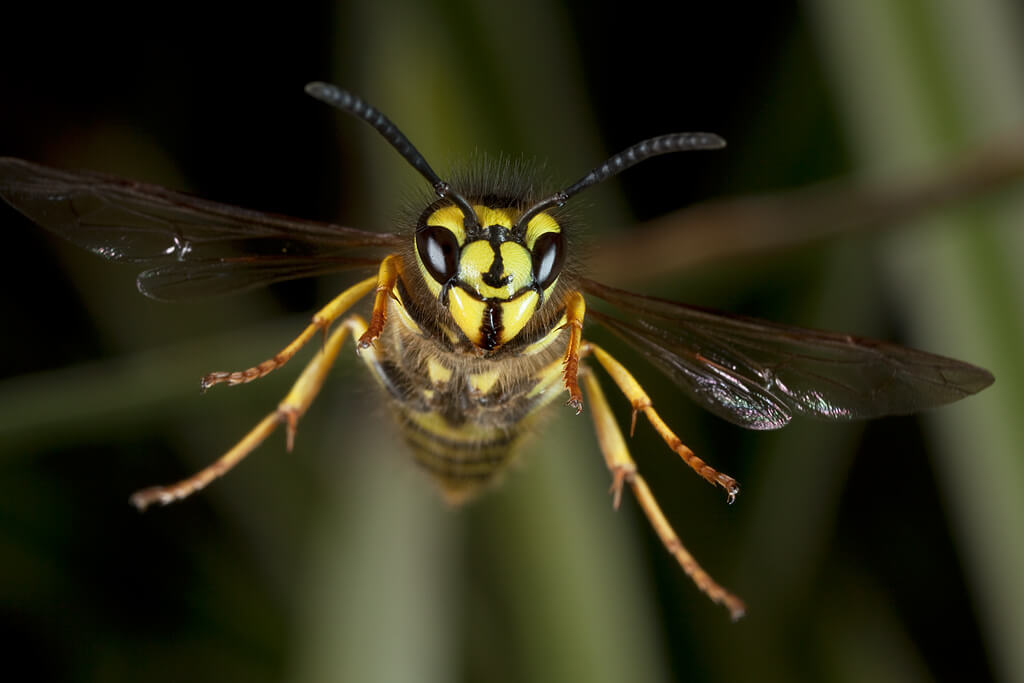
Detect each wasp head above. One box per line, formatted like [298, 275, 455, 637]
[414, 202, 565, 351]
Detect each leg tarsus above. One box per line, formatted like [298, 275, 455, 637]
[200, 274, 378, 390]
[561, 291, 586, 413]
[581, 367, 745, 619]
[631, 475, 747, 620]
[130, 411, 281, 511]
[588, 342, 741, 501]
[132, 315, 369, 510]
[358, 254, 401, 349]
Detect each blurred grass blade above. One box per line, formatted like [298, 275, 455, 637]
[806, 1, 1024, 682]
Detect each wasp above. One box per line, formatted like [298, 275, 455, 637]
[0, 82, 994, 619]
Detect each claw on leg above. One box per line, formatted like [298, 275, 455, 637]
[131, 316, 369, 511]
[582, 367, 746, 619]
[130, 412, 282, 510]
[200, 274, 378, 390]
[585, 342, 740, 502]
[560, 291, 586, 413]
[358, 254, 401, 350]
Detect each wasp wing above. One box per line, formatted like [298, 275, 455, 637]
[0, 157, 404, 300]
[582, 278, 994, 430]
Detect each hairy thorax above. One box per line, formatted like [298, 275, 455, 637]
[367, 276, 572, 502]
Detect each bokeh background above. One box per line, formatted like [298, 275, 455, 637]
[2, 1, 1023, 681]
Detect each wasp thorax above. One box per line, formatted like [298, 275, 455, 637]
[414, 203, 565, 351]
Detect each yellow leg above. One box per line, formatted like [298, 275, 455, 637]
[131, 316, 371, 511]
[583, 342, 740, 502]
[200, 274, 380, 390]
[582, 367, 746, 620]
[561, 290, 585, 414]
[357, 253, 401, 349]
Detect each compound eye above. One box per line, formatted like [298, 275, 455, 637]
[531, 231, 565, 290]
[416, 225, 460, 284]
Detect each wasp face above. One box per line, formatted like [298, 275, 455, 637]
[415, 203, 565, 351]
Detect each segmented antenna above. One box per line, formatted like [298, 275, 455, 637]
[516, 132, 726, 230]
[305, 82, 479, 227]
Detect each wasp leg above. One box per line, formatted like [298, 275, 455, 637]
[131, 316, 371, 511]
[560, 291, 586, 413]
[200, 273, 381, 390]
[582, 342, 740, 502]
[581, 367, 746, 620]
[357, 253, 401, 349]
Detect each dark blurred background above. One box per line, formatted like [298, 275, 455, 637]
[1, 1, 1022, 682]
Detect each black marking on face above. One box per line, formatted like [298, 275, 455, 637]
[480, 300, 503, 351]
[481, 244, 510, 288]
[481, 225, 516, 289]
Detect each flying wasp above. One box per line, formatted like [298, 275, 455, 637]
[0, 82, 994, 619]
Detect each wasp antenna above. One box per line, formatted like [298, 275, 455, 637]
[563, 132, 726, 199]
[304, 83, 440, 185]
[516, 132, 725, 230]
[305, 82, 478, 227]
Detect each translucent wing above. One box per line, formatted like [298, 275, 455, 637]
[582, 278, 994, 430]
[0, 157, 404, 300]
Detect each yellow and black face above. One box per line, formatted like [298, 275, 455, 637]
[414, 203, 565, 351]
